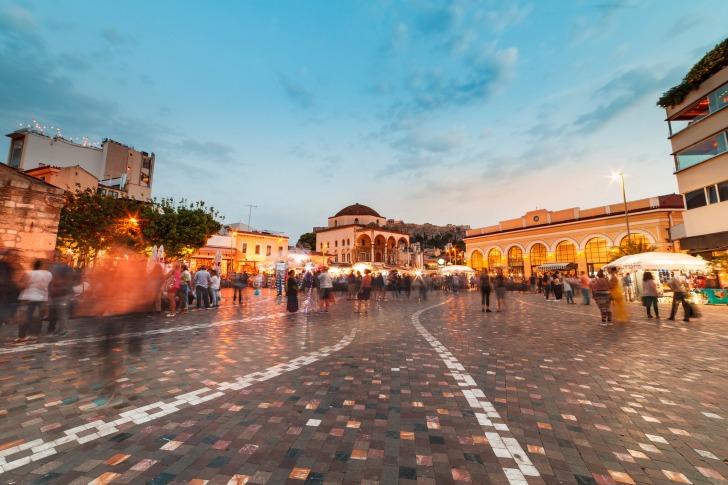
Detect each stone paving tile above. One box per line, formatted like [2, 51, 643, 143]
[0, 288, 727, 484]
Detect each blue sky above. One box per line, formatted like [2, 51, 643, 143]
[1, 1, 725, 242]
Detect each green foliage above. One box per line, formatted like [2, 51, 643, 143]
[140, 198, 222, 260]
[657, 37, 728, 108]
[56, 188, 143, 263]
[609, 239, 656, 261]
[297, 232, 316, 250]
[708, 253, 728, 275]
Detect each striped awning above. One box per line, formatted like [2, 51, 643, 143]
[537, 263, 576, 271]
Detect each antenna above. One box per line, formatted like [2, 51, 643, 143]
[244, 204, 257, 231]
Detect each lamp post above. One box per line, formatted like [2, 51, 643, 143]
[613, 172, 631, 244]
[230, 231, 237, 273]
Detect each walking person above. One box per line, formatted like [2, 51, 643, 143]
[194, 266, 212, 309]
[494, 271, 507, 312]
[0, 249, 22, 326]
[607, 267, 627, 322]
[318, 266, 334, 312]
[210, 270, 221, 307]
[164, 262, 181, 317]
[47, 253, 74, 337]
[579, 271, 591, 305]
[642, 271, 660, 319]
[177, 264, 191, 314]
[355, 269, 372, 314]
[542, 273, 551, 300]
[552, 272, 563, 301]
[15, 260, 53, 342]
[622, 272, 634, 302]
[286, 269, 299, 313]
[667, 273, 690, 322]
[592, 270, 612, 325]
[232, 272, 244, 303]
[563, 276, 575, 304]
[479, 271, 492, 313]
[529, 275, 537, 294]
[347, 272, 358, 301]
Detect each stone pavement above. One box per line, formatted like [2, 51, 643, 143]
[0, 288, 727, 485]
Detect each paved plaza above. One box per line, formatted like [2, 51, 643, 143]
[1, 288, 727, 485]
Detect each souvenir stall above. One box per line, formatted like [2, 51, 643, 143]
[604, 252, 708, 304]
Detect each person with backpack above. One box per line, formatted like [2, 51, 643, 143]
[479, 270, 492, 313]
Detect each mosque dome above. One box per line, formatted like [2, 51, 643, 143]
[334, 203, 382, 218]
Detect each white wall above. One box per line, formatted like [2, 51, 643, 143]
[22, 134, 103, 178]
[683, 201, 728, 237]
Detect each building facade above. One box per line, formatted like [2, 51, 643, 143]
[190, 231, 290, 275]
[662, 64, 728, 256]
[5, 128, 155, 200]
[315, 203, 411, 266]
[465, 195, 684, 277]
[0, 164, 65, 268]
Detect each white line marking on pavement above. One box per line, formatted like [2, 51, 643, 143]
[0, 328, 357, 474]
[0, 313, 287, 355]
[411, 301, 541, 484]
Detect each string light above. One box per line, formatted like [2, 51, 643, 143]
[17, 118, 103, 148]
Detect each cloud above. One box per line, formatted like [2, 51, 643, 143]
[0, 5, 37, 33]
[279, 74, 316, 109]
[392, 129, 468, 154]
[573, 66, 683, 134]
[102, 26, 137, 46]
[169, 139, 236, 166]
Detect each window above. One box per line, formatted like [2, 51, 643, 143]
[241, 243, 248, 253]
[255, 244, 261, 255]
[718, 180, 728, 202]
[142, 159, 152, 169]
[335, 240, 338, 247]
[555, 241, 576, 263]
[278, 246, 283, 253]
[620, 234, 650, 247]
[471, 251, 484, 271]
[676, 132, 727, 170]
[585, 238, 609, 270]
[685, 188, 707, 209]
[529, 243, 547, 267]
[347, 239, 350, 245]
[9, 140, 23, 168]
[487, 248, 502, 268]
[354, 218, 359, 224]
[266, 245, 271, 256]
[708, 82, 728, 113]
[707, 185, 719, 204]
[140, 172, 150, 186]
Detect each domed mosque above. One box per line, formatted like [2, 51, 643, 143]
[315, 203, 411, 266]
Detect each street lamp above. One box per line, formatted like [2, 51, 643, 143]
[230, 231, 237, 273]
[612, 172, 631, 244]
[322, 243, 329, 267]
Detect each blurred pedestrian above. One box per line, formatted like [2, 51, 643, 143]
[579, 271, 591, 305]
[0, 249, 21, 326]
[194, 265, 212, 309]
[563, 276, 574, 304]
[286, 269, 298, 313]
[494, 271, 507, 312]
[178, 264, 191, 313]
[210, 270, 221, 307]
[592, 270, 612, 325]
[552, 272, 563, 301]
[642, 271, 660, 319]
[164, 262, 181, 317]
[346, 271, 358, 300]
[667, 272, 690, 322]
[147, 264, 165, 315]
[479, 271, 492, 313]
[622, 271, 634, 302]
[608, 267, 627, 322]
[16, 259, 52, 342]
[355, 269, 372, 314]
[48, 252, 75, 337]
[232, 271, 244, 303]
[318, 267, 334, 312]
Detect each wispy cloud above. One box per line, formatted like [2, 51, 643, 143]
[102, 26, 137, 46]
[573, 66, 682, 134]
[392, 129, 468, 154]
[279, 74, 316, 109]
[169, 139, 236, 166]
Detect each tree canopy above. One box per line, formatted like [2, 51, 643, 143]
[297, 232, 316, 250]
[56, 190, 222, 265]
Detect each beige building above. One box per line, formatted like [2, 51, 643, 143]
[22, 165, 102, 194]
[190, 230, 289, 275]
[465, 195, 684, 277]
[5, 128, 154, 200]
[315, 203, 411, 266]
[661, 64, 728, 256]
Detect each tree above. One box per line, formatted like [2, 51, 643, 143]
[609, 239, 655, 261]
[56, 188, 143, 265]
[708, 253, 728, 275]
[140, 198, 222, 261]
[297, 232, 316, 250]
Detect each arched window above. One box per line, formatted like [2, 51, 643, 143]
[471, 251, 485, 271]
[585, 237, 610, 275]
[487, 248, 502, 269]
[556, 241, 576, 263]
[620, 234, 650, 247]
[508, 247, 524, 276]
[530, 243, 547, 273]
[334, 221, 338, 227]
[354, 218, 359, 224]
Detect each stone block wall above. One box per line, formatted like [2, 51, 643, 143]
[0, 164, 65, 269]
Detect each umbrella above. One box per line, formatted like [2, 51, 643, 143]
[603, 252, 706, 271]
[438, 265, 476, 274]
[157, 245, 165, 266]
[148, 245, 158, 271]
[213, 250, 223, 274]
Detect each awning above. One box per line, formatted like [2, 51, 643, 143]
[537, 263, 576, 271]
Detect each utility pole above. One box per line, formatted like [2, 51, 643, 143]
[244, 204, 258, 231]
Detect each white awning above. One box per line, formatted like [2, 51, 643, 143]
[537, 263, 576, 271]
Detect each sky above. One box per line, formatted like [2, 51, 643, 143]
[1, 1, 726, 243]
